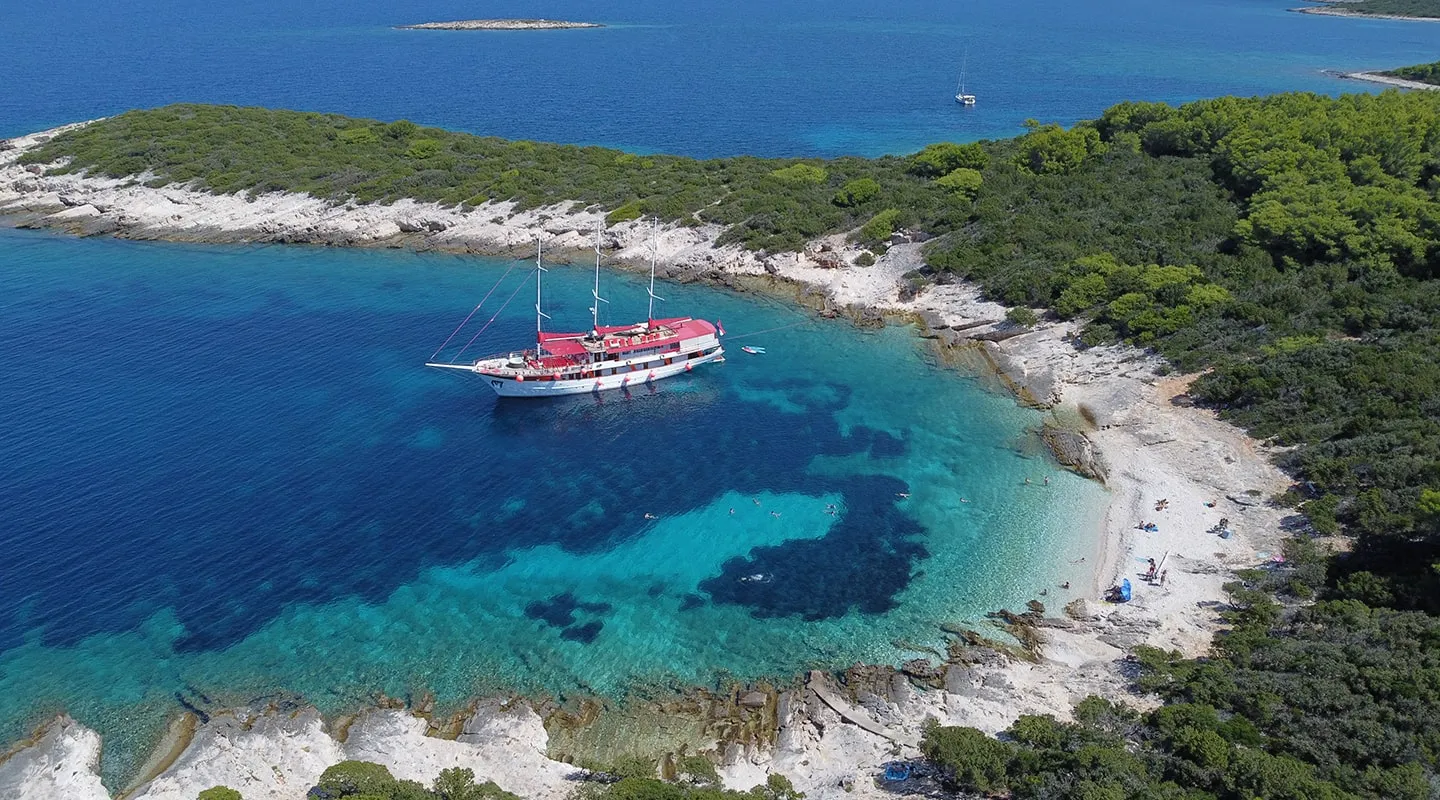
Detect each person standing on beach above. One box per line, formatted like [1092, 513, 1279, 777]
[1160, 569, 1168, 586]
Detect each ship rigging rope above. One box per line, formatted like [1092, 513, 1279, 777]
[721, 320, 812, 342]
[429, 263, 519, 360]
[453, 267, 537, 362]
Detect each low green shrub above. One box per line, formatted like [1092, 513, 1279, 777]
[935, 167, 983, 198]
[1005, 306, 1039, 327]
[832, 177, 881, 207]
[858, 208, 900, 244]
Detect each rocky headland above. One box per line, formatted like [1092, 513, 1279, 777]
[0, 122, 1290, 800]
[396, 19, 604, 31]
[1328, 69, 1440, 90]
[1291, 1, 1440, 20]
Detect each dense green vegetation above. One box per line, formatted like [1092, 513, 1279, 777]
[293, 759, 802, 800]
[1383, 59, 1440, 85]
[19, 104, 970, 253]
[304, 761, 521, 800]
[1316, 0, 1440, 18]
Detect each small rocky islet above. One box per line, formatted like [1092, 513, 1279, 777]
[396, 19, 604, 31]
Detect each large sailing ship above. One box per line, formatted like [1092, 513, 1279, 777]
[425, 230, 725, 397]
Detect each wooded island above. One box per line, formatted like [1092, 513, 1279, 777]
[17, 91, 1440, 797]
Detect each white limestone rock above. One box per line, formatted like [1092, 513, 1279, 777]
[0, 715, 110, 800]
[131, 708, 343, 800]
[49, 203, 102, 221]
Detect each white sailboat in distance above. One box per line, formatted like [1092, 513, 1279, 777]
[955, 52, 976, 106]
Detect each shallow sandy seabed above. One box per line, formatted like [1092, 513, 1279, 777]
[0, 123, 1289, 800]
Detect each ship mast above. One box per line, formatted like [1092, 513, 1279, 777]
[647, 221, 665, 324]
[591, 222, 607, 332]
[535, 236, 549, 353]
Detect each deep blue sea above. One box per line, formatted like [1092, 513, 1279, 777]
[2, 0, 1438, 787]
[4, 0, 1440, 156]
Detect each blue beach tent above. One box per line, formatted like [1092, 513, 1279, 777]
[1120, 579, 1132, 602]
[883, 763, 911, 782]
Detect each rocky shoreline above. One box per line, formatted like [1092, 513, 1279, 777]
[0, 123, 1290, 800]
[1291, 4, 1440, 21]
[396, 19, 604, 31]
[1326, 69, 1440, 90]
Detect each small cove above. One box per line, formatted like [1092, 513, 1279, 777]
[0, 229, 1106, 786]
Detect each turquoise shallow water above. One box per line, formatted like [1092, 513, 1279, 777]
[0, 229, 1107, 783]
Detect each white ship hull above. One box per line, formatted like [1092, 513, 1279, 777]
[489, 346, 725, 397]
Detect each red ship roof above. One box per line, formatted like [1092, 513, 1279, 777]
[668, 318, 717, 339]
[537, 331, 589, 356]
[537, 318, 719, 358]
[596, 318, 716, 355]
